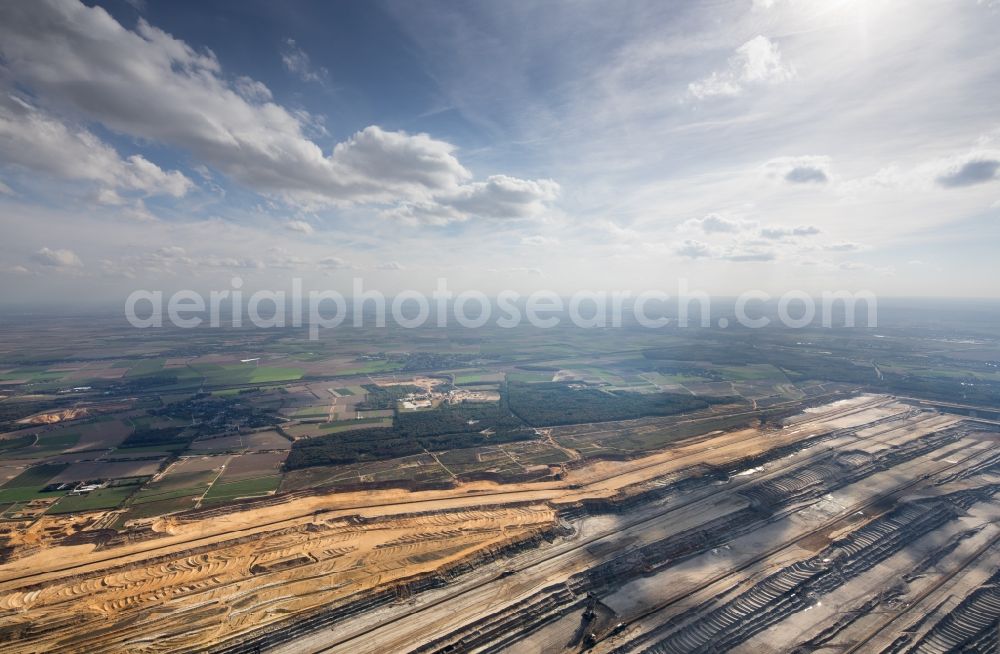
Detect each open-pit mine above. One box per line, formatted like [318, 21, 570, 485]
[1, 394, 999, 653]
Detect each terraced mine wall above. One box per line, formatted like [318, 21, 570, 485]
[635, 486, 1000, 654]
[563, 416, 945, 520]
[888, 566, 1000, 653]
[4, 522, 313, 599]
[407, 427, 974, 654]
[585, 429, 968, 585]
[173, 489, 338, 522]
[204, 523, 568, 654]
[212, 417, 924, 654]
[412, 583, 588, 654]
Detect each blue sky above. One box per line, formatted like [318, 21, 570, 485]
[1, 0, 999, 302]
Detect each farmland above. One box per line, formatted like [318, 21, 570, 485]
[1, 308, 999, 519]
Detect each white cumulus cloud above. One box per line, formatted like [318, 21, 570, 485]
[384, 175, 559, 225]
[318, 256, 350, 270]
[682, 213, 757, 234]
[762, 156, 831, 185]
[32, 247, 83, 267]
[285, 220, 315, 234]
[689, 35, 795, 99]
[0, 94, 192, 199]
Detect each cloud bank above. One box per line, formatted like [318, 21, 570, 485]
[0, 0, 557, 223]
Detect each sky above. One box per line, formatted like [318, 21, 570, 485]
[1, 0, 999, 304]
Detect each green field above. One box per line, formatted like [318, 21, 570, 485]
[190, 363, 304, 387]
[320, 417, 393, 432]
[126, 358, 166, 377]
[507, 370, 554, 383]
[450, 370, 493, 384]
[0, 367, 66, 383]
[285, 417, 393, 439]
[0, 434, 34, 453]
[203, 475, 280, 501]
[292, 405, 331, 419]
[0, 463, 69, 502]
[26, 430, 81, 456]
[47, 485, 137, 513]
[644, 371, 708, 385]
[130, 485, 207, 504]
[716, 364, 789, 382]
[336, 360, 402, 375]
